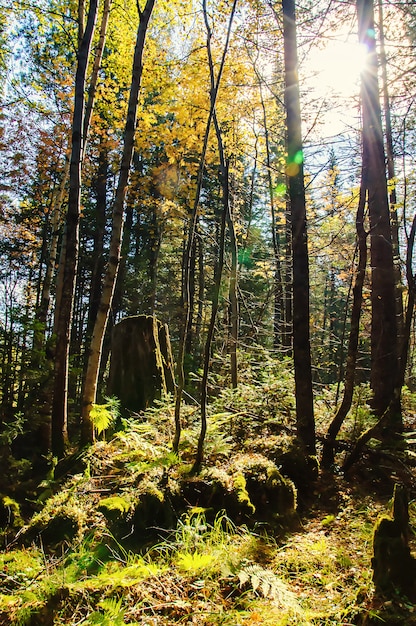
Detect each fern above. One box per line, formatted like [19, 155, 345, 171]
[89, 597, 125, 625]
[238, 563, 300, 610]
[90, 397, 120, 436]
[176, 551, 215, 573]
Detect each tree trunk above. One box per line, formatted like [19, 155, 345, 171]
[321, 184, 368, 468]
[83, 0, 112, 151]
[51, 0, 99, 458]
[357, 0, 399, 421]
[81, 0, 156, 445]
[85, 142, 108, 338]
[378, 0, 404, 363]
[173, 0, 237, 455]
[282, 0, 315, 455]
[107, 315, 175, 414]
[192, 0, 238, 472]
[259, 83, 284, 349]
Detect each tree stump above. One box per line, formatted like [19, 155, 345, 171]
[107, 315, 175, 413]
[372, 483, 416, 599]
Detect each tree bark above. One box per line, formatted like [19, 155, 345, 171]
[107, 315, 175, 414]
[51, 0, 99, 458]
[321, 184, 368, 468]
[357, 0, 399, 420]
[173, 0, 238, 455]
[81, 0, 156, 445]
[378, 0, 404, 363]
[192, 0, 238, 472]
[282, 0, 315, 455]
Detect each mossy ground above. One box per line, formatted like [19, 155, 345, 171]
[1, 373, 416, 625]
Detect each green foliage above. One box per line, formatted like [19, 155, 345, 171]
[86, 597, 125, 625]
[176, 550, 216, 573]
[90, 398, 120, 437]
[0, 412, 25, 445]
[98, 496, 131, 517]
[1, 495, 23, 528]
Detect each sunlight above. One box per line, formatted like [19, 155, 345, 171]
[308, 37, 368, 98]
[303, 34, 368, 137]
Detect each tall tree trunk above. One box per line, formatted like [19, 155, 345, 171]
[83, 0, 112, 152]
[321, 184, 368, 468]
[398, 214, 416, 389]
[80, 0, 156, 445]
[357, 0, 399, 422]
[173, 0, 238, 454]
[51, 0, 99, 458]
[259, 83, 284, 348]
[378, 0, 404, 392]
[192, 0, 238, 471]
[282, 0, 315, 454]
[36, 156, 70, 338]
[85, 142, 108, 338]
[283, 197, 293, 353]
[225, 159, 238, 389]
[185, 233, 196, 357]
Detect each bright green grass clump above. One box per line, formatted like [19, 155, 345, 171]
[0, 505, 379, 625]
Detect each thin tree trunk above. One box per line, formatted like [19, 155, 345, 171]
[193, 160, 228, 473]
[259, 83, 284, 348]
[212, 116, 239, 388]
[85, 142, 108, 338]
[284, 196, 293, 352]
[80, 0, 156, 445]
[358, 0, 399, 420]
[282, 0, 315, 454]
[398, 214, 416, 390]
[38, 156, 70, 333]
[321, 184, 368, 468]
[83, 0, 112, 150]
[192, 0, 238, 471]
[378, 0, 404, 404]
[173, 0, 238, 454]
[51, 0, 99, 458]
[225, 161, 238, 389]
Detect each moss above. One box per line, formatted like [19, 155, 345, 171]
[233, 473, 256, 513]
[230, 455, 297, 523]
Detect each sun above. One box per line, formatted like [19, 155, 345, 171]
[309, 37, 368, 98]
[302, 34, 368, 137]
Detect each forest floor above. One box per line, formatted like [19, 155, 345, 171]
[1, 370, 416, 625]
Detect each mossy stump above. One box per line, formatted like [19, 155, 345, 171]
[108, 315, 175, 414]
[372, 483, 416, 600]
[177, 455, 297, 528]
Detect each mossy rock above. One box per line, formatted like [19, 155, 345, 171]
[177, 469, 231, 521]
[26, 511, 79, 547]
[131, 491, 177, 541]
[97, 488, 177, 545]
[230, 454, 297, 524]
[273, 442, 319, 488]
[177, 456, 297, 527]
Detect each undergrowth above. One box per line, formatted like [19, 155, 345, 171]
[0, 506, 381, 625]
[1, 358, 416, 624]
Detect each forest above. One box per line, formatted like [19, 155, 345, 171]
[1, 0, 416, 623]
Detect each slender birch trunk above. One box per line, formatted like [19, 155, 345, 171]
[80, 0, 156, 444]
[51, 0, 99, 458]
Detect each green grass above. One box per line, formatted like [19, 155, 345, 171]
[2, 376, 416, 624]
[0, 504, 382, 625]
